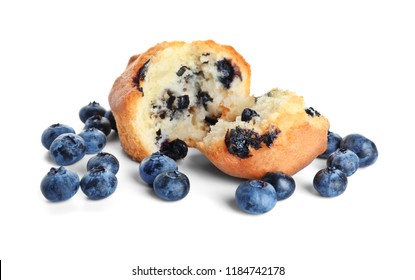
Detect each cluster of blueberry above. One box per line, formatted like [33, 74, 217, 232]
[139, 152, 190, 201]
[40, 102, 119, 202]
[234, 132, 378, 215]
[40, 101, 378, 216]
[137, 144, 297, 215]
[313, 132, 378, 197]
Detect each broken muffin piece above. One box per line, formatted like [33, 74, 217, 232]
[109, 40, 253, 162]
[197, 88, 329, 179]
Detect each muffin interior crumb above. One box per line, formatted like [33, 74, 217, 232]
[139, 45, 253, 150]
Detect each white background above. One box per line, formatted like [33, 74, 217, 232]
[1, 0, 414, 279]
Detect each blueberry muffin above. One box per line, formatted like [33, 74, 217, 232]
[109, 41, 329, 179]
[109, 40, 253, 161]
[197, 89, 329, 178]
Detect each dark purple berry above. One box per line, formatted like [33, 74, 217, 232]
[80, 166, 117, 200]
[40, 167, 80, 202]
[262, 172, 295, 201]
[216, 58, 236, 89]
[160, 139, 188, 160]
[104, 110, 117, 131]
[305, 107, 321, 117]
[133, 59, 150, 94]
[241, 108, 259, 122]
[78, 128, 106, 154]
[313, 167, 348, 197]
[84, 115, 112, 136]
[319, 131, 342, 159]
[196, 90, 213, 109]
[153, 170, 190, 201]
[340, 134, 378, 168]
[224, 126, 281, 158]
[79, 101, 106, 123]
[41, 123, 75, 150]
[327, 148, 359, 177]
[49, 133, 86, 166]
[87, 152, 120, 175]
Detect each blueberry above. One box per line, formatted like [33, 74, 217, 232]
[340, 134, 378, 168]
[80, 166, 117, 200]
[166, 91, 190, 113]
[318, 131, 342, 159]
[176, 66, 190, 77]
[305, 107, 321, 117]
[153, 170, 190, 201]
[313, 167, 348, 197]
[159, 139, 188, 160]
[79, 101, 106, 123]
[216, 58, 235, 89]
[78, 128, 106, 154]
[49, 133, 86, 165]
[260, 128, 281, 147]
[262, 172, 296, 201]
[224, 127, 262, 158]
[133, 59, 150, 93]
[176, 95, 190, 110]
[104, 110, 117, 131]
[166, 94, 176, 110]
[41, 123, 75, 150]
[224, 126, 281, 159]
[241, 108, 259, 122]
[139, 152, 178, 186]
[235, 180, 277, 215]
[327, 148, 359, 177]
[87, 152, 120, 175]
[204, 116, 218, 126]
[84, 115, 112, 136]
[40, 167, 79, 202]
[196, 90, 213, 109]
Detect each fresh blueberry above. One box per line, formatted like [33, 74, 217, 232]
[159, 139, 188, 160]
[153, 170, 190, 201]
[318, 131, 342, 159]
[235, 180, 277, 215]
[139, 152, 178, 186]
[327, 148, 359, 176]
[49, 133, 86, 165]
[84, 115, 112, 136]
[262, 172, 296, 201]
[241, 108, 259, 122]
[78, 128, 106, 154]
[340, 134, 378, 168]
[40, 167, 80, 202]
[41, 123, 75, 150]
[79, 101, 106, 123]
[104, 110, 117, 131]
[80, 166, 117, 200]
[87, 152, 120, 175]
[313, 167, 348, 197]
